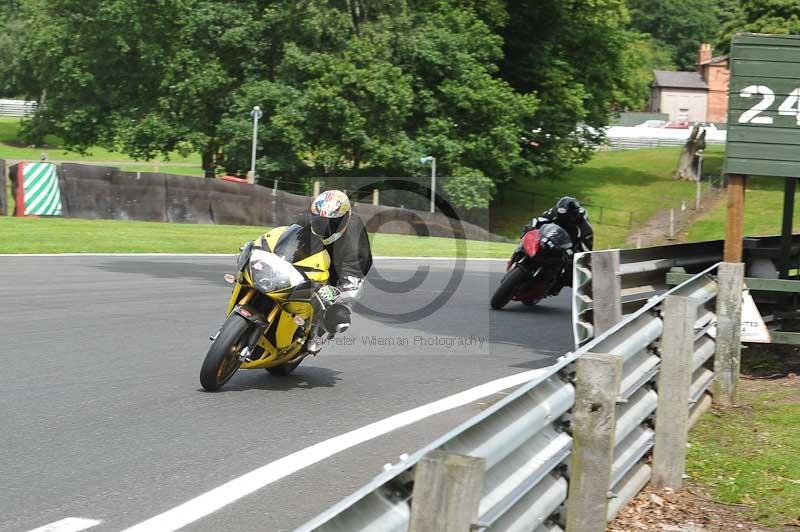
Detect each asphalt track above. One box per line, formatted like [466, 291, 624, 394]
[0, 256, 573, 532]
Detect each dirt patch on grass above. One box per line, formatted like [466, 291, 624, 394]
[741, 372, 800, 404]
[625, 185, 724, 248]
[608, 484, 777, 531]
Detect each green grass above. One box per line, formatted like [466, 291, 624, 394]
[0, 117, 201, 170]
[493, 146, 725, 249]
[688, 384, 800, 528]
[0, 216, 517, 257]
[687, 176, 800, 242]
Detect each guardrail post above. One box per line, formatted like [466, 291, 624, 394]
[714, 262, 745, 404]
[590, 250, 622, 335]
[566, 352, 623, 532]
[409, 451, 485, 532]
[652, 295, 695, 490]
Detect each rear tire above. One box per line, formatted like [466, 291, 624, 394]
[200, 314, 250, 391]
[491, 266, 528, 310]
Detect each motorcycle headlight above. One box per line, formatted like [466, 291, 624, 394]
[248, 249, 305, 294]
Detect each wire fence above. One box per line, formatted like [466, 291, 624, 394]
[258, 169, 728, 245]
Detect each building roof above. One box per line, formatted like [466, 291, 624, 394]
[652, 70, 708, 90]
[700, 55, 728, 66]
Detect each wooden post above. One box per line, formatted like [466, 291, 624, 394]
[696, 178, 701, 210]
[590, 250, 622, 335]
[566, 352, 623, 532]
[372, 188, 380, 206]
[714, 262, 745, 405]
[779, 177, 796, 279]
[652, 296, 696, 490]
[409, 451, 485, 532]
[312, 180, 321, 197]
[724, 174, 746, 262]
[669, 208, 675, 240]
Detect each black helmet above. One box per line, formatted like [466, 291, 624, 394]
[555, 196, 582, 224]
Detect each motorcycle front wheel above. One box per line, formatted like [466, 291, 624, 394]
[200, 313, 250, 391]
[490, 266, 529, 310]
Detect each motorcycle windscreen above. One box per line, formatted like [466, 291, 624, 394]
[272, 224, 325, 263]
[538, 223, 573, 250]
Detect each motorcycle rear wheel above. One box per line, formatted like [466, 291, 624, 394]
[200, 314, 250, 391]
[490, 266, 528, 310]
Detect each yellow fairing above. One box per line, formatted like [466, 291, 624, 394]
[231, 225, 331, 369]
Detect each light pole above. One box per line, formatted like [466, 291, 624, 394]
[249, 105, 263, 184]
[420, 155, 436, 213]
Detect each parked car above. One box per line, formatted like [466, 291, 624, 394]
[663, 120, 690, 129]
[635, 119, 667, 128]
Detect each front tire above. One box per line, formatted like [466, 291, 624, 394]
[200, 314, 250, 391]
[491, 266, 528, 310]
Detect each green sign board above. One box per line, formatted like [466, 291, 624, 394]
[725, 33, 800, 178]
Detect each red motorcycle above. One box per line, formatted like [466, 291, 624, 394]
[490, 223, 573, 310]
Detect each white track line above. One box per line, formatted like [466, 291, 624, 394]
[0, 253, 506, 260]
[26, 518, 101, 532]
[120, 367, 546, 532]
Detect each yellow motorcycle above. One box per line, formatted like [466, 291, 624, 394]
[200, 224, 332, 391]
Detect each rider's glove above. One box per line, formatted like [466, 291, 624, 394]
[317, 285, 339, 304]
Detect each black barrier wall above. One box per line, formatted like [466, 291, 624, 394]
[4, 160, 506, 241]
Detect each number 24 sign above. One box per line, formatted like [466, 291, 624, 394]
[738, 85, 800, 125]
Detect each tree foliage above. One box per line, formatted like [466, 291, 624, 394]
[0, 0, 21, 96]
[499, 0, 634, 171]
[627, 0, 719, 70]
[11, 0, 638, 209]
[717, 0, 800, 52]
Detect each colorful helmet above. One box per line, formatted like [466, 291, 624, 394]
[310, 190, 352, 245]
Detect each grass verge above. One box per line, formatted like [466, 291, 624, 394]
[687, 176, 800, 242]
[492, 146, 725, 249]
[687, 349, 800, 529]
[0, 117, 202, 173]
[0, 216, 517, 257]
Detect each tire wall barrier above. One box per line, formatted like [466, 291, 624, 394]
[3, 161, 505, 240]
[8, 161, 63, 216]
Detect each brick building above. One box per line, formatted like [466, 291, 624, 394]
[649, 43, 730, 123]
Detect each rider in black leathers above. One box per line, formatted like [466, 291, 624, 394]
[522, 196, 594, 293]
[299, 190, 372, 350]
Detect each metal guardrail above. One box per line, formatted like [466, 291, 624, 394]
[574, 236, 800, 347]
[573, 241, 724, 347]
[0, 99, 37, 117]
[296, 262, 734, 532]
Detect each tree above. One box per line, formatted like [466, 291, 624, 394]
[13, 0, 266, 177]
[10, 0, 636, 209]
[717, 0, 800, 52]
[627, 0, 719, 70]
[0, 0, 21, 96]
[499, 0, 636, 176]
[615, 32, 677, 111]
[217, 1, 537, 208]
